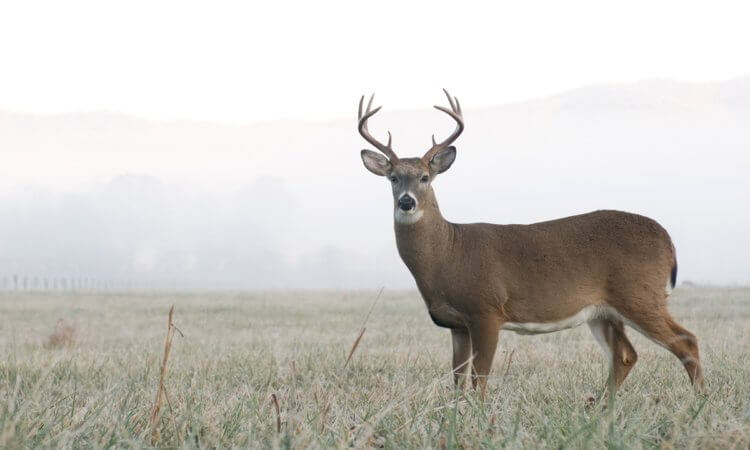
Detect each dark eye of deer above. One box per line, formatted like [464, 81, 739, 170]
[390, 176, 398, 183]
[421, 175, 429, 183]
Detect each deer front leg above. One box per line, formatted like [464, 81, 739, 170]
[451, 328, 473, 389]
[467, 317, 501, 394]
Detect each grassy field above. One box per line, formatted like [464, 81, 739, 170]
[1, 287, 748, 448]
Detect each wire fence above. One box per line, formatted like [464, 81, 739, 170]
[0, 275, 192, 292]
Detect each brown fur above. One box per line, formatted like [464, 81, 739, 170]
[359, 93, 704, 396]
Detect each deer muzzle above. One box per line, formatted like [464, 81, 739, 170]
[398, 194, 416, 212]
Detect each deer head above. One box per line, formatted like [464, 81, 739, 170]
[359, 90, 464, 224]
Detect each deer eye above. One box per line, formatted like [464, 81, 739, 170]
[420, 175, 429, 183]
[389, 176, 398, 183]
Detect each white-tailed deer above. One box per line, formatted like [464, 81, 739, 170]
[358, 90, 705, 395]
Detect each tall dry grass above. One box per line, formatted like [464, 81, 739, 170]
[0, 287, 748, 448]
[148, 305, 181, 445]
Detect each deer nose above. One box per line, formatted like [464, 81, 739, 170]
[398, 195, 416, 211]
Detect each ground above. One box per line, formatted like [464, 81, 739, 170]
[1, 286, 748, 448]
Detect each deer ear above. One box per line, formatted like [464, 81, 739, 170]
[429, 146, 456, 174]
[361, 150, 392, 176]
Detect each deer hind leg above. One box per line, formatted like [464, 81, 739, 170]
[628, 311, 705, 391]
[588, 318, 638, 394]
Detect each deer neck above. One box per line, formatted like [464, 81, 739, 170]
[393, 188, 454, 277]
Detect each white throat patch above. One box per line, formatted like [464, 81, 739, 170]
[395, 209, 424, 225]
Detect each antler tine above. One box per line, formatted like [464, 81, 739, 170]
[358, 94, 379, 119]
[366, 94, 375, 115]
[357, 93, 398, 161]
[443, 88, 457, 113]
[423, 89, 465, 163]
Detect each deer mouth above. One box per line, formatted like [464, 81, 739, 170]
[395, 207, 424, 224]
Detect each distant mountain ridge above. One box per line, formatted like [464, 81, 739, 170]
[2, 75, 749, 126]
[496, 76, 750, 111]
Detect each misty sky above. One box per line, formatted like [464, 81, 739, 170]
[1, 2, 749, 289]
[1, 1, 749, 122]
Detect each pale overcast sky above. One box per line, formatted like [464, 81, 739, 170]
[1, 1, 749, 287]
[1, 0, 749, 123]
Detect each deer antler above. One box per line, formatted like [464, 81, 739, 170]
[423, 89, 464, 163]
[358, 94, 398, 161]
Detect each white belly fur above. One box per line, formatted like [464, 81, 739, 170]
[502, 305, 618, 335]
